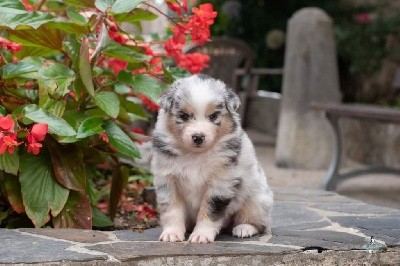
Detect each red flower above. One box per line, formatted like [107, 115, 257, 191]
[131, 128, 145, 135]
[149, 57, 163, 75]
[355, 12, 373, 24]
[0, 116, 15, 132]
[166, 1, 181, 15]
[27, 142, 42, 155]
[0, 133, 19, 155]
[164, 38, 184, 58]
[31, 123, 48, 142]
[182, 0, 188, 12]
[172, 24, 187, 45]
[21, 0, 34, 11]
[99, 132, 109, 143]
[176, 53, 210, 74]
[163, 2, 216, 73]
[0, 37, 22, 53]
[108, 58, 128, 74]
[108, 30, 128, 44]
[132, 202, 156, 220]
[139, 94, 159, 112]
[187, 4, 217, 45]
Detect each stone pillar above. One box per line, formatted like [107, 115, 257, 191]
[276, 8, 342, 170]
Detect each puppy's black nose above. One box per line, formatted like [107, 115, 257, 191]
[192, 133, 205, 146]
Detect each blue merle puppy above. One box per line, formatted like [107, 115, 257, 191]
[151, 74, 273, 243]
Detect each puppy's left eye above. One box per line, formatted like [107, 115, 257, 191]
[209, 111, 220, 122]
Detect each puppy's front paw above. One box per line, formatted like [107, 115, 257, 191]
[159, 228, 185, 242]
[232, 224, 259, 238]
[188, 228, 216, 243]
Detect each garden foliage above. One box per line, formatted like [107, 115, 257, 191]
[0, 0, 216, 228]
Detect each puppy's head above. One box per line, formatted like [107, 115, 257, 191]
[158, 74, 240, 153]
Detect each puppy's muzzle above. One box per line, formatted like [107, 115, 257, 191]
[192, 133, 205, 146]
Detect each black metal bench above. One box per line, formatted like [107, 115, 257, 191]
[311, 102, 400, 191]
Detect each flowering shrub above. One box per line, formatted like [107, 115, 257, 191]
[0, 0, 216, 228]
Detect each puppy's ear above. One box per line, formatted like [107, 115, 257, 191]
[225, 88, 241, 113]
[158, 87, 175, 111]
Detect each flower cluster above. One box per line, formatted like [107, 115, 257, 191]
[0, 116, 18, 154]
[0, 115, 48, 155]
[26, 123, 48, 155]
[0, 36, 22, 63]
[139, 94, 159, 112]
[164, 2, 217, 73]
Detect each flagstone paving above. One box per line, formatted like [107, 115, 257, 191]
[1, 187, 399, 265]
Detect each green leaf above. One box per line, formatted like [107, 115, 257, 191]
[95, 0, 116, 12]
[79, 37, 95, 96]
[45, 21, 88, 34]
[38, 98, 66, 117]
[64, 34, 81, 70]
[77, 116, 104, 139]
[92, 207, 113, 227]
[103, 42, 149, 63]
[133, 74, 165, 102]
[114, 83, 131, 94]
[86, 172, 100, 205]
[38, 62, 76, 99]
[104, 120, 140, 158]
[94, 92, 120, 118]
[0, 12, 54, 30]
[1, 62, 38, 79]
[114, 8, 158, 23]
[0, 148, 19, 175]
[24, 106, 77, 137]
[9, 26, 64, 51]
[165, 67, 190, 82]
[53, 191, 91, 229]
[0, 106, 5, 115]
[64, 0, 95, 8]
[47, 139, 86, 192]
[111, 0, 142, 14]
[19, 151, 69, 228]
[66, 7, 88, 25]
[16, 46, 60, 59]
[91, 23, 110, 60]
[120, 96, 147, 119]
[0, 1, 26, 14]
[118, 71, 164, 102]
[0, 173, 25, 214]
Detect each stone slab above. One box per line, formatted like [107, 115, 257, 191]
[0, 230, 107, 264]
[0, 188, 399, 265]
[88, 241, 297, 262]
[19, 228, 110, 243]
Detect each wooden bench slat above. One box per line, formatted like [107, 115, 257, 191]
[310, 102, 400, 123]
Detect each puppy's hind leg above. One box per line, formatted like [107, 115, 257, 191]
[232, 188, 273, 238]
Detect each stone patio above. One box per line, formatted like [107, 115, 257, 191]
[1, 187, 399, 265]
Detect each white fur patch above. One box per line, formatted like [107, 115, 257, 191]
[232, 224, 259, 238]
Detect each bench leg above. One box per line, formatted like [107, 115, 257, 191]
[323, 114, 341, 191]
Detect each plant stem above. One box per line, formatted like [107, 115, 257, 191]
[35, 0, 47, 10]
[142, 2, 176, 22]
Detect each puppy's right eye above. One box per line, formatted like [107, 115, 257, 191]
[178, 112, 190, 122]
